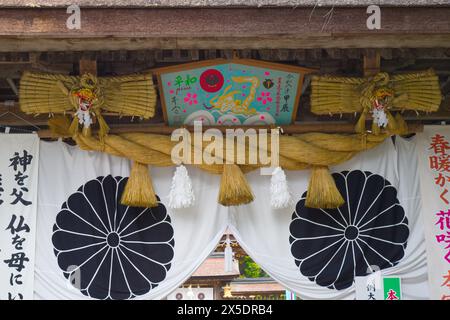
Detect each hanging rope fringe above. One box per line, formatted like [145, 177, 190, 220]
[82, 126, 91, 137]
[355, 111, 367, 134]
[395, 113, 408, 135]
[121, 162, 158, 208]
[371, 119, 380, 135]
[270, 167, 292, 209]
[68, 116, 80, 136]
[305, 166, 345, 209]
[168, 165, 195, 209]
[224, 235, 233, 273]
[48, 116, 72, 138]
[386, 111, 398, 133]
[95, 110, 110, 139]
[218, 164, 254, 206]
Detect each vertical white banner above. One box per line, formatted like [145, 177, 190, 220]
[417, 126, 450, 300]
[0, 134, 39, 300]
[355, 271, 383, 300]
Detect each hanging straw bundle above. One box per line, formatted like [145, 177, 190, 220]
[311, 69, 442, 135]
[19, 71, 157, 123]
[121, 162, 158, 208]
[19, 72, 78, 114]
[100, 74, 156, 118]
[391, 70, 443, 112]
[218, 164, 254, 206]
[311, 69, 441, 115]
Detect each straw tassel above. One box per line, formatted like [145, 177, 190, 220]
[270, 167, 292, 209]
[82, 126, 92, 137]
[121, 162, 158, 208]
[218, 164, 254, 206]
[94, 111, 110, 139]
[48, 116, 72, 138]
[168, 165, 195, 209]
[371, 120, 381, 135]
[395, 113, 409, 135]
[386, 111, 398, 133]
[68, 116, 80, 136]
[305, 166, 345, 209]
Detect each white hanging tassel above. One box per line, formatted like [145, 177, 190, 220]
[75, 108, 93, 128]
[371, 107, 388, 128]
[224, 235, 233, 272]
[371, 99, 388, 128]
[270, 167, 292, 209]
[168, 164, 195, 209]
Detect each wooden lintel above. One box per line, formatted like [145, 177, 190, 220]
[0, 7, 449, 51]
[36, 122, 424, 138]
[1, 35, 450, 52]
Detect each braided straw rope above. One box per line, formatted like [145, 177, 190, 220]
[49, 116, 387, 209]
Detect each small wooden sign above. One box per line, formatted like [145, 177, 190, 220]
[153, 59, 314, 126]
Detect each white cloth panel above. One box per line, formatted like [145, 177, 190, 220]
[230, 138, 429, 300]
[0, 134, 39, 300]
[34, 140, 228, 300]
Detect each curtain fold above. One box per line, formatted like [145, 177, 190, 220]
[230, 138, 429, 300]
[34, 138, 429, 300]
[34, 140, 228, 300]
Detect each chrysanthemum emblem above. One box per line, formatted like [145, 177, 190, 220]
[289, 170, 409, 290]
[52, 175, 174, 299]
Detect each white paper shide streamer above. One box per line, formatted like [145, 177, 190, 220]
[224, 235, 233, 273]
[270, 167, 292, 209]
[371, 108, 388, 128]
[168, 164, 195, 209]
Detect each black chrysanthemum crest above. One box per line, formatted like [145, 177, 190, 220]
[289, 170, 409, 290]
[52, 175, 174, 300]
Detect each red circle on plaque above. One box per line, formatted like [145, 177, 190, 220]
[200, 69, 224, 93]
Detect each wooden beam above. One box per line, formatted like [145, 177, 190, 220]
[363, 50, 381, 77]
[2, 8, 449, 36]
[2, 35, 450, 52]
[79, 59, 97, 75]
[0, 8, 449, 51]
[36, 122, 424, 138]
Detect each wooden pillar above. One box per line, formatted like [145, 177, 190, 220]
[363, 49, 381, 77]
[79, 58, 97, 75]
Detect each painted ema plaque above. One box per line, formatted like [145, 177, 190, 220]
[154, 59, 314, 126]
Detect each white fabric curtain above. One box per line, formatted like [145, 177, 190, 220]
[229, 138, 429, 300]
[34, 138, 429, 300]
[34, 140, 228, 300]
